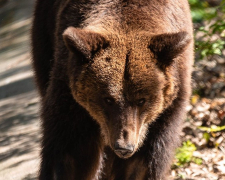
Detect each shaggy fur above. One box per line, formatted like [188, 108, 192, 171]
[31, 0, 193, 179]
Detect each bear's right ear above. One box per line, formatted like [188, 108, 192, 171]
[63, 27, 109, 60]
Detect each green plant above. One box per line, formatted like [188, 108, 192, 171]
[191, 0, 225, 60]
[199, 125, 225, 147]
[174, 140, 202, 167]
[189, 0, 215, 23]
[196, 26, 225, 60]
[199, 125, 225, 132]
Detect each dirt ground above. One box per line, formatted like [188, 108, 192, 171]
[0, 0, 40, 179]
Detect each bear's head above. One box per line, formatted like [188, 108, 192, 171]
[63, 27, 191, 159]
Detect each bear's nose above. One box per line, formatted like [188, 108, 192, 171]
[114, 142, 134, 156]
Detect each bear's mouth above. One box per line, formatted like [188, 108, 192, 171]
[114, 149, 134, 159]
[113, 143, 135, 159]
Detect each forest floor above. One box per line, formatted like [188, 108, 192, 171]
[171, 55, 225, 180]
[0, 0, 225, 179]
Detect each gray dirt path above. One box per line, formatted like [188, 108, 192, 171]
[0, 0, 40, 179]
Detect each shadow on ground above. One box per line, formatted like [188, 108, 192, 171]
[0, 90, 40, 180]
[0, 62, 40, 180]
[0, 0, 40, 179]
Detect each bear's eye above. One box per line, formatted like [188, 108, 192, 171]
[104, 97, 114, 106]
[105, 57, 111, 62]
[137, 98, 146, 107]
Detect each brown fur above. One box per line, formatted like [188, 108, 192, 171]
[31, 0, 193, 179]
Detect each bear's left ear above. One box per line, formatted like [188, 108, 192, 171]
[149, 31, 191, 66]
[63, 27, 109, 60]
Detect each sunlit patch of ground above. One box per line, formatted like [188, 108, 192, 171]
[0, 91, 40, 180]
[0, 0, 41, 179]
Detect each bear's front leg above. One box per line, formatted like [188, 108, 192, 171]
[144, 99, 187, 180]
[40, 138, 104, 180]
[39, 80, 104, 180]
[52, 141, 104, 180]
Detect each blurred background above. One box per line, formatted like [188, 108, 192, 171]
[0, 0, 224, 179]
[0, 0, 40, 179]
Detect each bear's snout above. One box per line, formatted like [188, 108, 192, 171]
[114, 142, 134, 158]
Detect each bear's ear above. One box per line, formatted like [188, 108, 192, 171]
[63, 27, 109, 60]
[149, 31, 191, 66]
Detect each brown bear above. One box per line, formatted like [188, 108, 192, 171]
[31, 0, 193, 179]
